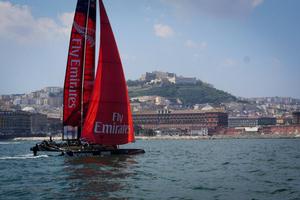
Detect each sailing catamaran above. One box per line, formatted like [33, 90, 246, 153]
[30, 0, 145, 156]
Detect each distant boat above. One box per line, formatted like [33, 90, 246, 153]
[31, 0, 144, 156]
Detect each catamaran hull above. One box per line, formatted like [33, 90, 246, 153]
[30, 141, 145, 156]
[65, 149, 145, 156]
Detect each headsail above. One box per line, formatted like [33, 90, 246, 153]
[63, 0, 96, 140]
[82, 0, 134, 145]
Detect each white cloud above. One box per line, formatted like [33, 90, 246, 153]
[185, 40, 197, 48]
[0, 1, 73, 43]
[162, 0, 265, 18]
[185, 40, 207, 49]
[154, 23, 174, 38]
[224, 58, 237, 66]
[222, 58, 239, 68]
[58, 12, 74, 36]
[252, 0, 264, 7]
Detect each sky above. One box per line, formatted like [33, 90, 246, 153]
[0, 0, 299, 98]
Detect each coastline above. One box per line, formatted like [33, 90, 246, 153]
[136, 134, 300, 140]
[12, 136, 61, 141]
[7, 134, 300, 141]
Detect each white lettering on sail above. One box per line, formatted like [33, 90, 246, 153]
[68, 38, 82, 108]
[94, 113, 129, 134]
[112, 112, 123, 122]
[73, 22, 95, 47]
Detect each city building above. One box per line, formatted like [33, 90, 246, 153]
[133, 109, 228, 134]
[228, 117, 258, 128]
[131, 96, 169, 106]
[293, 112, 300, 124]
[276, 117, 293, 125]
[174, 76, 197, 84]
[228, 117, 277, 128]
[45, 95, 63, 107]
[43, 87, 63, 94]
[140, 71, 175, 82]
[30, 113, 48, 134]
[0, 110, 63, 136]
[140, 71, 197, 85]
[258, 117, 277, 126]
[0, 110, 31, 135]
[47, 117, 62, 134]
[0, 95, 11, 101]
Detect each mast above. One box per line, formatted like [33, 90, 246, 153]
[81, 0, 134, 145]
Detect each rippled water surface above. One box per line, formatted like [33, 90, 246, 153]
[0, 139, 300, 200]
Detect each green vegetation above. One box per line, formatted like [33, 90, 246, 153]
[127, 79, 145, 87]
[128, 81, 236, 105]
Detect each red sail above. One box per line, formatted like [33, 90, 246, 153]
[82, 0, 134, 145]
[63, 0, 94, 140]
[82, 0, 96, 127]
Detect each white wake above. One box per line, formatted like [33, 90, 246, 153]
[0, 154, 48, 160]
[0, 141, 21, 145]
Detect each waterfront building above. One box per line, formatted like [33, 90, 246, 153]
[276, 117, 293, 125]
[133, 109, 228, 133]
[285, 117, 293, 125]
[47, 117, 62, 134]
[0, 110, 31, 135]
[130, 102, 142, 112]
[276, 117, 284, 125]
[0, 110, 62, 135]
[228, 117, 258, 128]
[292, 112, 300, 124]
[258, 117, 277, 126]
[228, 117, 277, 128]
[31, 113, 48, 134]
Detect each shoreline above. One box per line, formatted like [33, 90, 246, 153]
[136, 134, 300, 140]
[7, 134, 300, 141]
[12, 136, 61, 141]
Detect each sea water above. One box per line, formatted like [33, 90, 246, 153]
[0, 139, 299, 200]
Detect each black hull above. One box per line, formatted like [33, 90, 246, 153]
[65, 149, 145, 156]
[30, 140, 145, 156]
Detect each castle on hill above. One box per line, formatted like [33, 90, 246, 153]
[140, 71, 197, 85]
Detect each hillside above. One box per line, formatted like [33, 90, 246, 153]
[128, 81, 236, 105]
